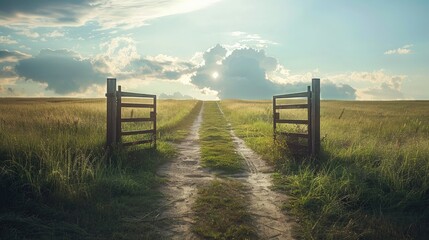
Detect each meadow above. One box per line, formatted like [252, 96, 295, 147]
[2, 98, 428, 239]
[221, 100, 429, 239]
[0, 98, 200, 239]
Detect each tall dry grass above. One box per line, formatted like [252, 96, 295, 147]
[221, 100, 429, 239]
[0, 98, 199, 239]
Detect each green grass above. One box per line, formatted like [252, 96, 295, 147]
[192, 179, 256, 239]
[199, 101, 244, 173]
[0, 98, 201, 239]
[193, 101, 256, 239]
[221, 100, 429, 240]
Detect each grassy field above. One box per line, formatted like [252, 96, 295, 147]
[0, 98, 200, 239]
[2, 98, 428, 239]
[221, 100, 429, 240]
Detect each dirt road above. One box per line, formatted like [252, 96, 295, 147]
[157, 102, 295, 239]
[157, 103, 213, 239]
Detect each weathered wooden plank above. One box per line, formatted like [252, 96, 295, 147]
[121, 103, 155, 108]
[274, 91, 309, 99]
[121, 117, 154, 122]
[122, 139, 153, 147]
[307, 86, 312, 154]
[121, 129, 155, 136]
[276, 119, 308, 124]
[150, 111, 156, 147]
[273, 96, 276, 136]
[119, 91, 156, 98]
[116, 85, 122, 143]
[275, 104, 308, 109]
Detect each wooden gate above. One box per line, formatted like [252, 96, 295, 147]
[273, 78, 320, 156]
[106, 78, 157, 148]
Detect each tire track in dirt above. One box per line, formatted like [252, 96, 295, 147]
[217, 102, 296, 240]
[156, 103, 213, 240]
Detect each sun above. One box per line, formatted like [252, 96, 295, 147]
[212, 71, 219, 79]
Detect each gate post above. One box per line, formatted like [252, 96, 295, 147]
[116, 85, 122, 144]
[106, 78, 117, 148]
[307, 86, 312, 155]
[153, 95, 157, 148]
[273, 96, 276, 141]
[311, 78, 320, 156]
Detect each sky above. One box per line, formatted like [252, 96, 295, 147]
[0, 0, 428, 100]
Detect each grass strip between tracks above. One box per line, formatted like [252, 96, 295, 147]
[192, 179, 256, 239]
[199, 101, 243, 173]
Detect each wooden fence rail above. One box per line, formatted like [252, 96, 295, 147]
[106, 78, 157, 148]
[273, 78, 320, 156]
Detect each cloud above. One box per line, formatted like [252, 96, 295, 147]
[229, 31, 278, 49]
[143, 54, 195, 77]
[0, 0, 221, 29]
[0, 65, 17, 79]
[3, 42, 406, 100]
[93, 37, 195, 81]
[191, 45, 277, 99]
[190, 44, 360, 100]
[203, 44, 227, 65]
[0, 35, 17, 44]
[384, 44, 413, 55]
[0, 85, 15, 96]
[93, 0, 222, 30]
[46, 30, 65, 38]
[7, 37, 195, 96]
[321, 81, 356, 100]
[14, 28, 40, 38]
[358, 76, 405, 100]
[93, 37, 141, 75]
[159, 92, 194, 99]
[15, 49, 103, 94]
[0, 0, 95, 27]
[7, 87, 14, 94]
[0, 50, 31, 63]
[324, 70, 406, 100]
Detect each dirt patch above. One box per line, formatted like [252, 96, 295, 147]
[218, 103, 296, 240]
[156, 103, 213, 239]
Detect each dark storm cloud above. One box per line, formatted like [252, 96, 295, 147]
[0, 50, 31, 63]
[15, 49, 103, 94]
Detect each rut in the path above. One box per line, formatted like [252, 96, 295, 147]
[217, 102, 296, 240]
[156, 103, 213, 240]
